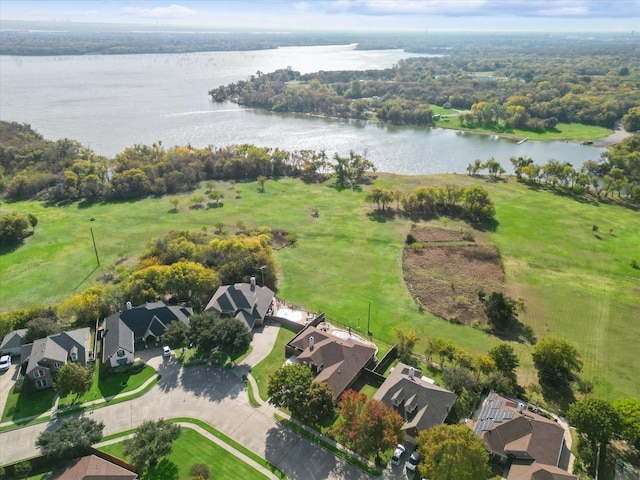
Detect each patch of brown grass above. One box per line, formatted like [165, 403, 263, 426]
[403, 225, 504, 325]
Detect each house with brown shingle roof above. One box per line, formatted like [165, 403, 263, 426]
[286, 325, 377, 399]
[55, 454, 137, 479]
[471, 391, 577, 480]
[373, 362, 456, 441]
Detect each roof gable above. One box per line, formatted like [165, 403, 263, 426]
[205, 283, 274, 329]
[373, 362, 456, 432]
[57, 454, 137, 479]
[24, 328, 90, 375]
[117, 302, 192, 339]
[0, 328, 28, 351]
[289, 326, 377, 398]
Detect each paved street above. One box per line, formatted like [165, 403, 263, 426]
[0, 324, 411, 479]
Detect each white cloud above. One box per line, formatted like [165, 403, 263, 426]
[123, 4, 196, 19]
[292, 1, 313, 12]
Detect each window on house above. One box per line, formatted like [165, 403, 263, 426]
[54, 362, 61, 368]
[36, 379, 48, 388]
[70, 352, 78, 361]
[117, 350, 125, 357]
[34, 369, 45, 378]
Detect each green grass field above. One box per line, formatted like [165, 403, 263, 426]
[432, 117, 611, 141]
[99, 427, 268, 479]
[1, 174, 638, 403]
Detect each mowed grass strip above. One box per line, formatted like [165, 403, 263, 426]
[99, 427, 269, 480]
[2, 175, 639, 400]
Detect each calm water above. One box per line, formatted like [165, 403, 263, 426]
[0, 45, 605, 174]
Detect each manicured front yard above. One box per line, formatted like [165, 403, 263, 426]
[2, 362, 156, 424]
[57, 363, 156, 408]
[99, 427, 269, 480]
[1, 385, 55, 423]
[250, 324, 298, 401]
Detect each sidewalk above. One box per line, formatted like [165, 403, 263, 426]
[0, 372, 160, 429]
[94, 421, 281, 480]
[243, 372, 378, 473]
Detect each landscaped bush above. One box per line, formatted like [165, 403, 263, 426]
[103, 359, 146, 377]
[190, 463, 211, 479]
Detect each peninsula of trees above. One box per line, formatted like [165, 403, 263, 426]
[210, 35, 639, 132]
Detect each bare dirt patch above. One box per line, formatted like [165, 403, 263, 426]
[403, 226, 505, 325]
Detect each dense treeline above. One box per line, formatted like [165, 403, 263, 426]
[211, 38, 640, 129]
[0, 21, 372, 56]
[365, 184, 496, 223]
[0, 227, 279, 336]
[0, 121, 366, 202]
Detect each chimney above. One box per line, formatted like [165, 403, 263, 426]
[250, 276, 256, 290]
[309, 336, 314, 351]
[126, 301, 132, 310]
[408, 366, 415, 380]
[517, 402, 525, 414]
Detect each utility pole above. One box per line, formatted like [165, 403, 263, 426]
[259, 265, 266, 286]
[367, 301, 371, 336]
[90, 227, 100, 266]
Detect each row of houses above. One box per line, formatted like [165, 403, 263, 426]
[0, 278, 275, 390]
[0, 278, 577, 480]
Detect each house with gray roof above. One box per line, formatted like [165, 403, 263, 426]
[373, 362, 456, 441]
[20, 328, 90, 390]
[102, 301, 192, 368]
[0, 328, 28, 357]
[470, 391, 577, 480]
[205, 277, 274, 331]
[286, 325, 377, 399]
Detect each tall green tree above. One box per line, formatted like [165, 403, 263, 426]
[331, 390, 404, 461]
[36, 417, 104, 459]
[267, 363, 313, 417]
[300, 381, 335, 425]
[484, 292, 517, 330]
[123, 419, 181, 471]
[417, 424, 491, 480]
[532, 336, 583, 386]
[613, 398, 640, 449]
[56, 362, 92, 399]
[162, 320, 190, 354]
[568, 398, 621, 478]
[488, 343, 520, 374]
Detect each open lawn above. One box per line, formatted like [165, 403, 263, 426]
[99, 427, 268, 480]
[251, 324, 298, 400]
[57, 364, 156, 408]
[432, 118, 612, 142]
[1, 385, 55, 424]
[1, 175, 638, 403]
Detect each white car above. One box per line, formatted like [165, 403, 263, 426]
[390, 444, 406, 465]
[162, 346, 171, 358]
[406, 450, 420, 472]
[0, 354, 11, 371]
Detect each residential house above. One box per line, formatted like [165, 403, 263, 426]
[102, 301, 192, 368]
[56, 453, 137, 479]
[20, 328, 90, 390]
[373, 362, 456, 442]
[0, 328, 28, 357]
[205, 277, 274, 331]
[286, 325, 377, 399]
[471, 391, 577, 480]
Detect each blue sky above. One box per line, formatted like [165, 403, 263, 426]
[1, 0, 638, 32]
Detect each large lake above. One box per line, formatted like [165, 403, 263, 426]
[0, 44, 605, 174]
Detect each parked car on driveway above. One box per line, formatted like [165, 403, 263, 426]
[162, 346, 171, 358]
[406, 450, 420, 473]
[391, 444, 406, 465]
[0, 355, 11, 371]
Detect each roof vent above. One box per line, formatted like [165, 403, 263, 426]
[309, 336, 314, 351]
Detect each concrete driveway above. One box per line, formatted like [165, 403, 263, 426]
[0, 325, 412, 479]
[0, 360, 21, 421]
